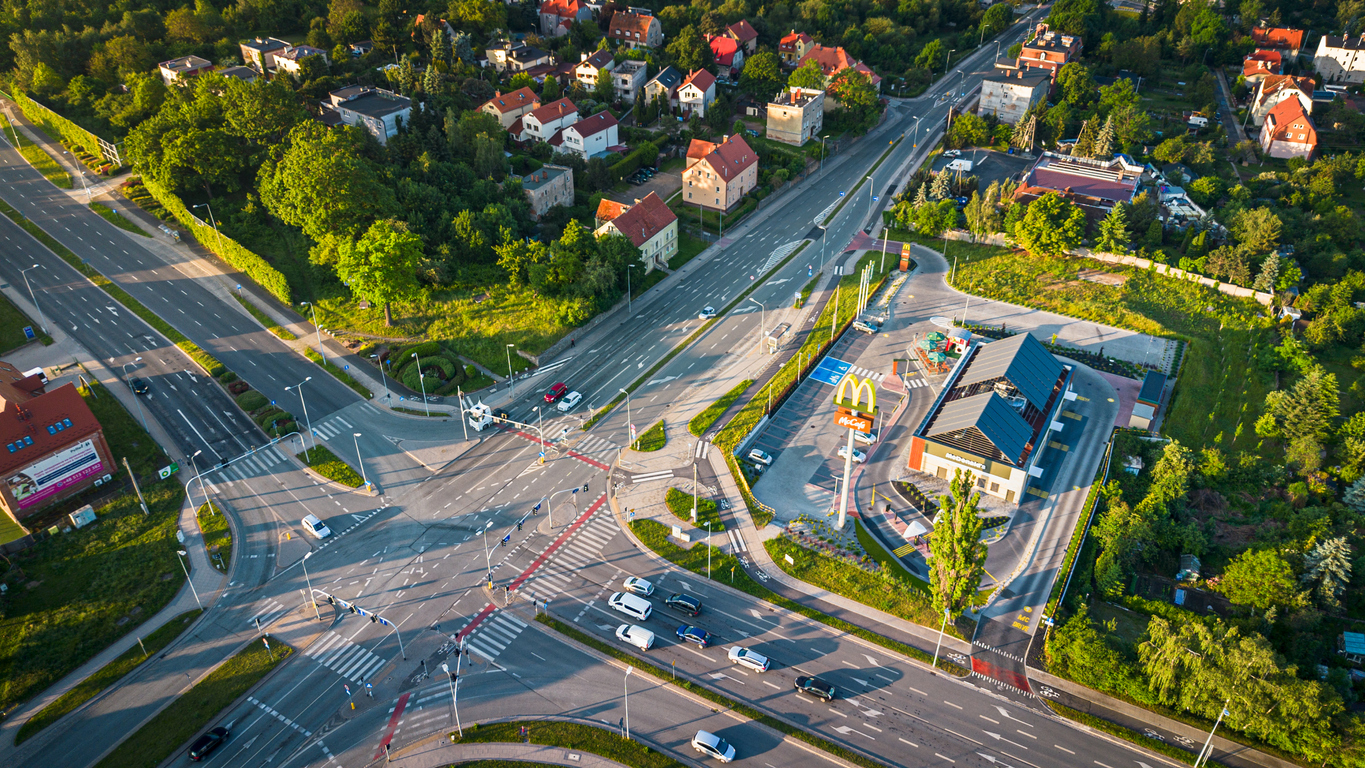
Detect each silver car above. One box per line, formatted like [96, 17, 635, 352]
[728, 646, 770, 672]
[692, 730, 736, 762]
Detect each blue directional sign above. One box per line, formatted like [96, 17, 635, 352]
[811, 357, 854, 387]
[23, 326, 34, 339]
[808, 265, 813, 277]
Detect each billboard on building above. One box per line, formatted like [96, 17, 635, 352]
[6, 439, 106, 509]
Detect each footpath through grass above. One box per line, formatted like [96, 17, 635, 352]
[92, 639, 292, 768]
[453, 720, 682, 768]
[1, 114, 71, 189]
[297, 444, 364, 487]
[195, 502, 231, 571]
[15, 609, 202, 745]
[90, 202, 148, 237]
[664, 487, 723, 531]
[0, 291, 52, 352]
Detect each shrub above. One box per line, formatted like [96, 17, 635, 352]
[235, 390, 267, 412]
[217, 371, 238, 384]
[227, 380, 250, 395]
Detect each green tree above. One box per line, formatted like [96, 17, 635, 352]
[739, 51, 786, 100]
[1056, 62, 1095, 107]
[980, 3, 1013, 37]
[1108, 103, 1152, 149]
[1015, 192, 1086, 257]
[1095, 203, 1130, 254]
[594, 67, 615, 103]
[335, 220, 422, 325]
[1187, 176, 1224, 208]
[915, 39, 944, 71]
[948, 111, 990, 148]
[542, 74, 562, 101]
[1301, 537, 1353, 608]
[964, 191, 990, 240]
[1261, 364, 1340, 443]
[495, 230, 548, 287]
[1343, 477, 1365, 514]
[1233, 206, 1283, 254]
[914, 199, 958, 237]
[929, 168, 951, 200]
[667, 25, 711, 72]
[1217, 548, 1299, 610]
[1253, 250, 1281, 293]
[929, 470, 988, 621]
[1091, 115, 1114, 159]
[787, 58, 826, 90]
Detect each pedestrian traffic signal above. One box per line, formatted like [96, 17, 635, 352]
[327, 596, 335, 605]
[582, 483, 589, 492]
[517, 521, 523, 531]
[450, 673, 457, 682]
[348, 604, 356, 613]
[371, 614, 378, 623]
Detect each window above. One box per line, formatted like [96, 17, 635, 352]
[936, 466, 948, 480]
[990, 482, 1000, 493]
[977, 476, 987, 488]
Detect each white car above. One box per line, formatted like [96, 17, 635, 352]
[622, 576, 654, 596]
[747, 449, 773, 466]
[301, 514, 331, 539]
[943, 149, 961, 158]
[699, 306, 717, 320]
[557, 391, 583, 412]
[608, 591, 652, 621]
[854, 430, 878, 446]
[728, 646, 770, 672]
[692, 730, 736, 763]
[616, 624, 655, 651]
[837, 445, 867, 464]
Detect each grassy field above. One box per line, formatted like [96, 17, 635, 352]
[664, 487, 724, 531]
[15, 609, 202, 744]
[667, 231, 710, 270]
[195, 503, 231, 571]
[92, 639, 291, 768]
[1, 114, 72, 188]
[688, 379, 752, 437]
[0, 291, 51, 352]
[90, 203, 148, 237]
[297, 444, 364, 487]
[455, 721, 684, 768]
[634, 420, 666, 451]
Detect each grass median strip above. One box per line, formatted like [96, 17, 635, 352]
[196, 502, 231, 571]
[452, 720, 683, 768]
[0, 291, 52, 351]
[303, 347, 372, 399]
[821, 137, 901, 226]
[231, 293, 296, 341]
[15, 609, 203, 745]
[688, 379, 752, 437]
[297, 444, 364, 487]
[664, 487, 723, 531]
[635, 420, 666, 452]
[1, 114, 72, 189]
[90, 202, 149, 237]
[536, 614, 893, 768]
[92, 639, 292, 768]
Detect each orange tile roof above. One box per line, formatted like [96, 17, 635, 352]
[609, 11, 655, 40]
[1265, 98, 1316, 145]
[779, 30, 813, 51]
[727, 20, 758, 43]
[605, 192, 677, 247]
[541, 0, 584, 20]
[1256, 74, 1314, 109]
[798, 44, 882, 86]
[710, 36, 740, 66]
[596, 198, 629, 223]
[0, 381, 105, 481]
[690, 134, 757, 180]
[1252, 27, 1305, 51]
[681, 68, 716, 93]
[687, 138, 717, 161]
[481, 87, 540, 114]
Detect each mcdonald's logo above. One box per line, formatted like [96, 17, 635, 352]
[833, 373, 877, 416]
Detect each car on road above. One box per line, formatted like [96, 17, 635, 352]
[699, 306, 717, 320]
[129, 377, 150, 395]
[544, 382, 568, 403]
[747, 449, 773, 466]
[557, 391, 583, 412]
[691, 730, 736, 762]
[794, 675, 837, 700]
[837, 445, 867, 464]
[728, 646, 770, 672]
[188, 726, 229, 761]
[608, 591, 652, 621]
[852, 319, 879, 334]
[665, 592, 702, 615]
[676, 624, 712, 648]
[854, 430, 878, 446]
[622, 576, 654, 596]
[492, 407, 511, 423]
[943, 149, 961, 158]
[301, 514, 331, 539]
[616, 624, 655, 651]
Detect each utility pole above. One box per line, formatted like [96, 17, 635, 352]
[124, 456, 148, 515]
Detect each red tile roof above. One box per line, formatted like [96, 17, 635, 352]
[1252, 27, 1305, 51]
[609, 11, 656, 41]
[710, 36, 740, 66]
[1265, 98, 1317, 145]
[1256, 74, 1314, 110]
[526, 97, 578, 125]
[798, 44, 881, 86]
[687, 138, 717, 161]
[541, 0, 584, 20]
[596, 198, 629, 223]
[481, 87, 540, 114]
[691, 134, 757, 180]
[0, 380, 105, 481]
[604, 192, 677, 247]
[779, 30, 813, 51]
[727, 20, 758, 44]
[570, 110, 618, 138]
[681, 68, 716, 93]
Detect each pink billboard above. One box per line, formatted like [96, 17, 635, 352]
[6, 439, 106, 509]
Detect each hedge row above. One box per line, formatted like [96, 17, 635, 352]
[610, 141, 659, 181]
[11, 88, 109, 167]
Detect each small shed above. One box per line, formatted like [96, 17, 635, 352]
[1129, 369, 1167, 430]
[1176, 554, 1201, 581]
[946, 327, 972, 354]
[1341, 632, 1365, 664]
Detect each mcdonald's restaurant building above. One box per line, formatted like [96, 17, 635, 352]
[907, 333, 1073, 503]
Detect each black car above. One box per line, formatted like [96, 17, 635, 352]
[676, 624, 712, 648]
[794, 676, 836, 701]
[129, 377, 150, 395]
[188, 726, 229, 761]
[665, 592, 702, 616]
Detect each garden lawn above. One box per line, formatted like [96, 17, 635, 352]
[664, 487, 724, 531]
[688, 379, 752, 437]
[0, 114, 71, 189]
[303, 347, 371, 398]
[196, 503, 231, 571]
[298, 445, 364, 487]
[454, 721, 683, 768]
[634, 420, 666, 451]
[0, 291, 51, 352]
[668, 231, 710, 270]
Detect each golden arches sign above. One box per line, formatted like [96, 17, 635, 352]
[833, 373, 877, 416]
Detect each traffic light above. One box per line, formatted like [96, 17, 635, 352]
[582, 483, 589, 492]
[371, 614, 378, 623]
[327, 595, 335, 605]
[517, 521, 523, 531]
[450, 673, 457, 682]
[348, 604, 356, 613]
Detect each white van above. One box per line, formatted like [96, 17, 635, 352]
[608, 591, 652, 621]
[616, 624, 655, 651]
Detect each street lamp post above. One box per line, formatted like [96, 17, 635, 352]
[505, 344, 516, 397]
[301, 551, 322, 620]
[748, 297, 765, 349]
[443, 660, 462, 737]
[191, 203, 224, 257]
[945, 48, 955, 74]
[817, 223, 828, 272]
[187, 449, 209, 511]
[866, 174, 874, 225]
[626, 264, 635, 314]
[411, 352, 431, 416]
[122, 357, 148, 431]
[19, 263, 47, 333]
[285, 376, 315, 452]
[623, 666, 633, 740]
[620, 388, 634, 449]
[63, 150, 92, 203]
[352, 433, 369, 490]
[532, 406, 546, 461]
[299, 301, 326, 366]
[819, 134, 830, 172]
[481, 520, 495, 584]
[911, 115, 923, 149]
[175, 550, 202, 609]
[1193, 700, 1231, 768]
[931, 608, 950, 669]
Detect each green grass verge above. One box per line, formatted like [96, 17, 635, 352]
[231, 293, 296, 341]
[91, 640, 292, 768]
[393, 406, 447, 417]
[671, 197, 758, 235]
[667, 231, 710, 270]
[14, 610, 202, 745]
[796, 274, 819, 308]
[0, 511, 28, 546]
[1, 114, 71, 189]
[1049, 702, 1195, 765]
[0, 197, 227, 378]
[853, 516, 928, 588]
[687, 379, 752, 438]
[537, 614, 893, 768]
[195, 502, 231, 571]
[0, 291, 52, 352]
[90, 203, 149, 237]
[297, 444, 364, 488]
[634, 420, 666, 452]
[664, 487, 723, 531]
[303, 347, 372, 399]
[453, 721, 683, 768]
[629, 519, 970, 676]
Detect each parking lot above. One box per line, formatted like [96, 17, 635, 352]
[610, 166, 682, 206]
[930, 148, 1035, 189]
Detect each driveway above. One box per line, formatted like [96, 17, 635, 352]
[610, 169, 682, 205]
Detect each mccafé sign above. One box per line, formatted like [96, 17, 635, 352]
[835, 411, 872, 432]
[833, 373, 877, 431]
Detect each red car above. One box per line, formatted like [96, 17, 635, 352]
[544, 382, 568, 403]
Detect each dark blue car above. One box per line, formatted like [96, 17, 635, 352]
[676, 625, 711, 648]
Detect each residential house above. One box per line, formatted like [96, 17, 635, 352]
[594, 192, 678, 271]
[479, 87, 541, 128]
[157, 55, 212, 85]
[274, 45, 329, 76]
[1243, 49, 1284, 83]
[766, 87, 824, 145]
[1315, 33, 1365, 83]
[349, 41, 374, 57]
[520, 164, 575, 220]
[240, 37, 290, 72]
[1260, 98, 1317, 160]
[217, 65, 257, 82]
[574, 49, 616, 89]
[726, 20, 759, 56]
[682, 134, 759, 212]
[326, 86, 412, 145]
[1017, 23, 1082, 84]
[1251, 74, 1314, 126]
[1012, 151, 1142, 223]
[485, 40, 553, 73]
[551, 110, 620, 160]
[1252, 26, 1306, 59]
[608, 10, 664, 48]
[614, 60, 647, 103]
[779, 30, 814, 67]
[540, 0, 593, 37]
[977, 69, 1050, 124]
[678, 68, 717, 117]
[643, 66, 683, 109]
[797, 44, 882, 88]
[513, 97, 579, 143]
[710, 36, 744, 79]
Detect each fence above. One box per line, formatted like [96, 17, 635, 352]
[8, 88, 122, 166]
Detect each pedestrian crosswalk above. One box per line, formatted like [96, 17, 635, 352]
[520, 512, 621, 606]
[906, 377, 928, 389]
[694, 439, 711, 459]
[574, 435, 619, 460]
[463, 610, 528, 662]
[629, 469, 674, 484]
[209, 445, 289, 483]
[312, 415, 354, 441]
[845, 365, 886, 383]
[249, 598, 291, 629]
[724, 527, 748, 553]
[306, 630, 389, 684]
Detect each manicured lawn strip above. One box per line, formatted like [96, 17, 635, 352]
[629, 520, 969, 676]
[454, 721, 682, 768]
[1, 114, 72, 189]
[92, 640, 292, 768]
[634, 420, 666, 451]
[536, 614, 894, 768]
[15, 610, 203, 745]
[0, 511, 27, 545]
[0, 291, 52, 352]
[1050, 702, 1195, 765]
[667, 231, 709, 270]
[195, 502, 231, 571]
[853, 517, 928, 589]
[796, 275, 819, 308]
[90, 202, 149, 237]
[231, 293, 297, 341]
[303, 347, 372, 399]
[297, 444, 364, 487]
[687, 379, 752, 437]
[0, 197, 228, 378]
[664, 487, 724, 531]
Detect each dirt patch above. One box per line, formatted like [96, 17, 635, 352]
[1211, 518, 1268, 547]
[1078, 268, 1128, 286]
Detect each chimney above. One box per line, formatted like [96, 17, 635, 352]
[581, 52, 588, 61]
[496, 90, 502, 97]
